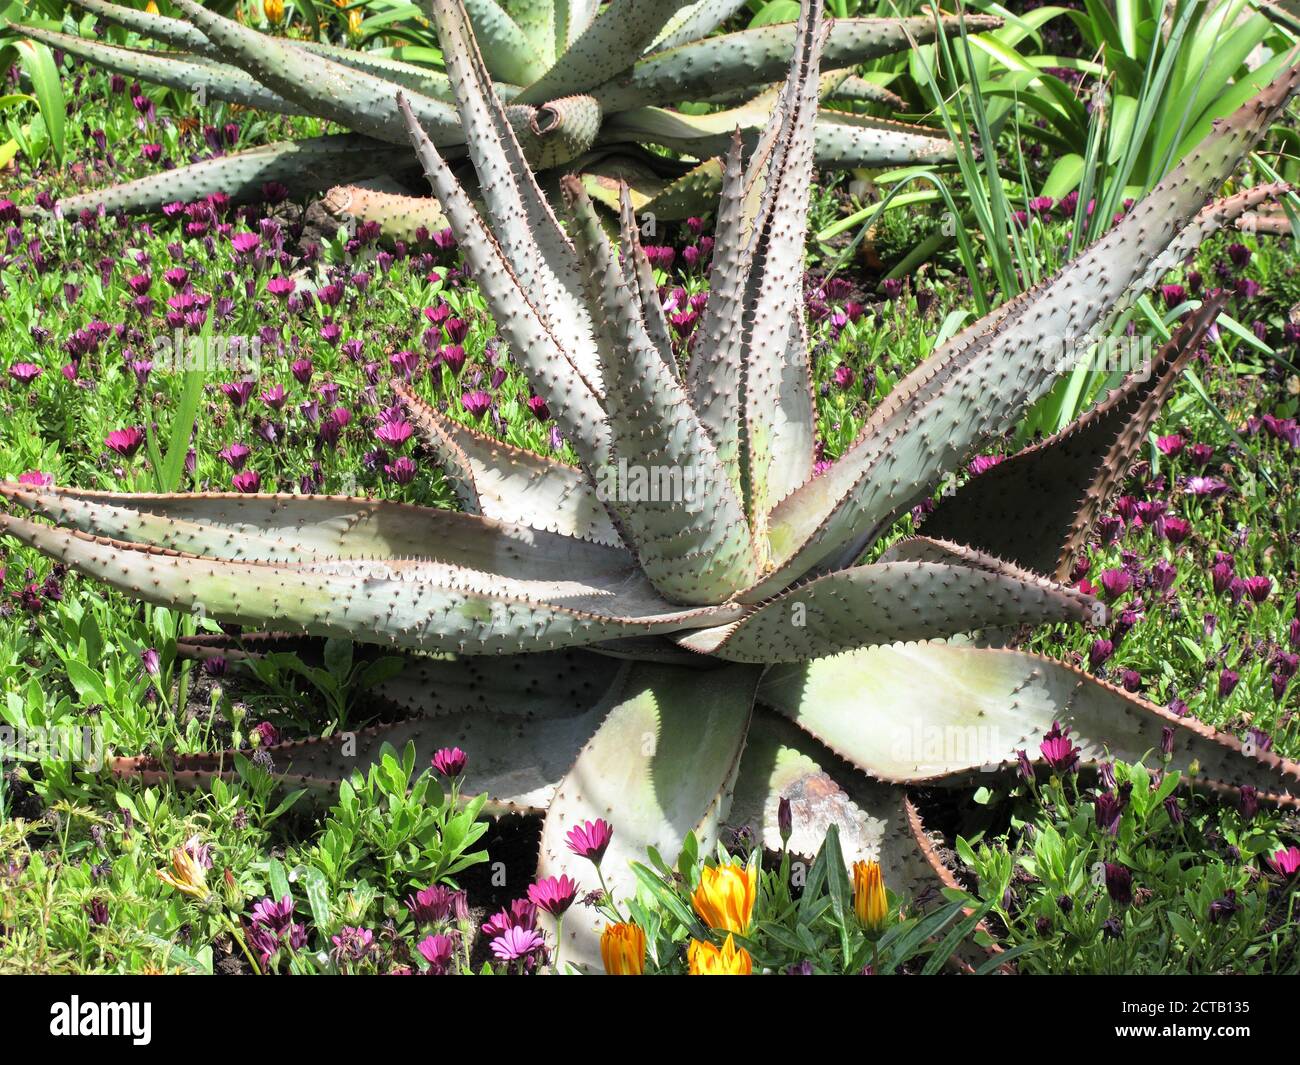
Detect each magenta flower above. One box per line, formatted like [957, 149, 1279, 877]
[1098, 568, 1132, 599]
[1155, 434, 1184, 457]
[250, 895, 294, 934]
[1211, 560, 1235, 594]
[1089, 638, 1113, 670]
[436, 344, 465, 376]
[140, 648, 161, 677]
[375, 417, 413, 448]
[1162, 516, 1191, 544]
[163, 266, 189, 289]
[261, 385, 288, 411]
[1267, 846, 1300, 876]
[1185, 476, 1230, 497]
[481, 899, 537, 939]
[105, 427, 145, 458]
[291, 358, 314, 386]
[1238, 785, 1259, 822]
[220, 380, 256, 409]
[832, 365, 855, 390]
[1149, 559, 1177, 593]
[267, 276, 296, 299]
[431, 746, 467, 778]
[1218, 669, 1240, 698]
[232, 470, 261, 493]
[251, 721, 279, 747]
[490, 925, 546, 962]
[416, 933, 457, 974]
[330, 926, 374, 962]
[219, 443, 252, 471]
[1242, 576, 1271, 604]
[1104, 862, 1132, 905]
[461, 390, 492, 417]
[527, 395, 550, 422]
[526, 875, 579, 917]
[386, 456, 419, 484]
[406, 883, 465, 925]
[1039, 721, 1079, 774]
[231, 231, 260, 255]
[1094, 791, 1125, 836]
[8, 363, 42, 387]
[18, 470, 53, 487]
[565, 818, 613, 864]
[318, 407, 352, 445]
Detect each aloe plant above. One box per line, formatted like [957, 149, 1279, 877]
[20, 0, 1001, 227]
[4, 0, 1299, 971]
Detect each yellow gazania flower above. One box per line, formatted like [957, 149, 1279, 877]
[156, 847, 210, 902]
[852, 860, 889, 933]
[691, 861, 756, 934]
[144, 1, 159, 13]
[347, 9, 362, 35]
[687, 934, 752, 975]
[263, 0, 285, 25]
[600, 922, 645, 975]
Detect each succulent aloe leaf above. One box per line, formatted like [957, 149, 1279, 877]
[69, 0, 464, 101]
[537, 660, 759, 971]
[561, 175, 762, 604]
[1106, 183, 1290, 325]
[820, 69, 904, 109]
[751, 60, 1300, 600]
[1257, 0, 1300, 34]
[13, 27, 304, 116]
[167, 0, 463, 147]
[625, 156, 723, 219]
[604, 102, 956, 168]
[68, 0, 215, 55]
[0, 509, 744, 653]
[115, 652, 628, 813]
[920, 298, 1224, 580]
[318, 183, 449, 243]
[650, 0, 750, 52]
[175, 630, 319, 662]
[552, 0, 601, 52]
[686, 132, 747, 480]
[735, 8, 823, 529]
[398, 96, 612, 469]
[0, 481, 624, 571]
[681, 6, 822, 529]
[515, 92, 603, 167]
[457, 0, 552, 86]
[55, 134, 414, 217]
[677, 541, 1099, 663]
[594, 15, 1003, 112]
[514, 0, 694, 104]
[423, 0, 604, 377]
[616, 187, 676, 376]
[759, 643, 1300, 797]
[730, 710, 949, 896]
[393, 380, 622, 545]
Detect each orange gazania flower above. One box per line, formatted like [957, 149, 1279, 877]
[156, 847, 210, 902]
[691, 861, 757, 934]
[852, 860, 889, 933]
[600, 922, 645, 975]
[687, 934, 752, 975]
